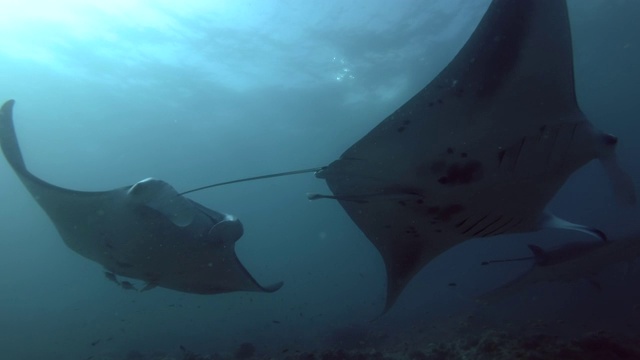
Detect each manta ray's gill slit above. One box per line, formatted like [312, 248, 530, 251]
[543, 125, 562, 168]
[545, 122, 582, 167]
[510, 137, 527, 172]
[472, 215, 504, 237]
[497, 149, 506, 167]
[495, 123, 582, 177]
[494, 218, 524, 236]
[455, 217, 470, 228]
[461, 215, 489, 235]
[552, 124, 578, 165]
[480, 216, 514, 237]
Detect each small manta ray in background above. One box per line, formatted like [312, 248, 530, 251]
[0, 100, 283, 296]
[309, 0, 636, 313]
[477, 233, 640, 303]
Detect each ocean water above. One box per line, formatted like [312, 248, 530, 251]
[0, 1, 639, 359]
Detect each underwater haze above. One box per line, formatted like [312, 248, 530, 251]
[1, 0, 640, 359]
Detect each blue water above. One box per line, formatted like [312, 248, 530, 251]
[0, 1, 639, 359]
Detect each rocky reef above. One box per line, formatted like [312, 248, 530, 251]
[98, 329, 640, 360]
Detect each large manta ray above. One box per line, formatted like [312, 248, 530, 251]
[0, 100, 282, 295]
[313, 0, 636, 312]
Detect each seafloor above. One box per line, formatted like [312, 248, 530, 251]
[93, 330, 640, 360]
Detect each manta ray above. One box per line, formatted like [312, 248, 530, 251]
[477, 234, 640, 303]
[311, 0, 636, 313]
[0, 100, 282, 295]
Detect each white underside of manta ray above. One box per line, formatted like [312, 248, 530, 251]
[0, 100, 283, 295]
[311, 0, 636, 313]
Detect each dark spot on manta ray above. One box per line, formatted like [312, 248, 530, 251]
[398, 200, 407, 207]
[116, 261, 134, 268]
[460, 152, 468, 158]
[397, 126, 406, 133]
[416, 199, 424, 205]
[446, 147, 454, 154]
[428, 101, 434, 107]
[437, 161, 483, 186]
[403, 120, 411, 125]
[448, 282, 457, 287]
[438, 98, 444, 104]
[427, 206, 440, 214]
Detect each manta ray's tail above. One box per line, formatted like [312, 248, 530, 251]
[0, 100, 28, 173]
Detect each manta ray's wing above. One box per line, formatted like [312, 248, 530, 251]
[316, 0, 634, 313]
[0, 99, 129, 260]
[0, 100, 282, 294]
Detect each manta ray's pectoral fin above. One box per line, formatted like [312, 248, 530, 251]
[127, 178, 196, 227]
[261, 281, 284, 293]
[538, 212, 607, 242]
